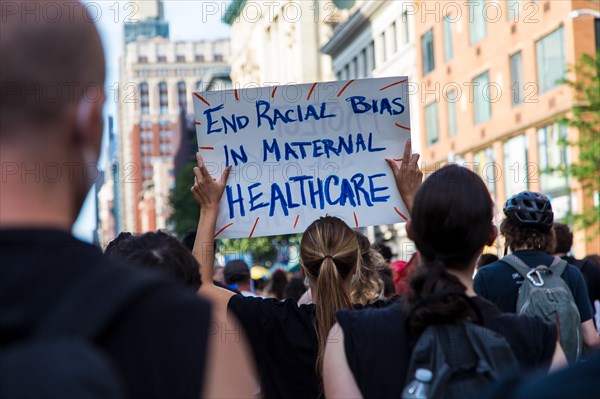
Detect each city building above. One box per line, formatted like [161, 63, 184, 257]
[118, 0, 230, 232]
[224, 0, 335, 85]
[414, 0, 599, 256]
[96, 116, 122, 247]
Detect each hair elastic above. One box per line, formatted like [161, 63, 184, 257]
[323, 255, 333, 260]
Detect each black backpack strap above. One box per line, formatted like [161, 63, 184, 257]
[38, 265, 162, 340]
[500, 254, 531, 279]
[549, 257, 568, 278]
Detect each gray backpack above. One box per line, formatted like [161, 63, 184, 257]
[502, 254, 582, 363]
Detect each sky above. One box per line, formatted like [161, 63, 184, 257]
[72, 1, 231, 242]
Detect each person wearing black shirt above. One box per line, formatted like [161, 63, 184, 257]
[474, 193, 599, 350]
[552, 222, 600, 316]
[323, 165, 564, 399]
[190, 140, 422, 399]
[0, 3, 255, 397]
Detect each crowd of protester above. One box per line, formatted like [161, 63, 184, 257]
[2, 2, 600, 398]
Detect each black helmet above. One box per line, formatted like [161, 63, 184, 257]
[503, 191, 553, 232]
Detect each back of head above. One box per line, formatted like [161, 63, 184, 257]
[107, 232, 201, 290]
[268, 269, 288, 300]
[404, 164, 495, 337]
[1, 1, 106, 224]
[300, 216, 358, 375]
[553, 223, 573, 254]
[224, 260, 250, 285]
[352, 231, 384, 305]
[477, 254, 499, 269]
[501, 191, 555, 253]
[284, 277, 307, 302]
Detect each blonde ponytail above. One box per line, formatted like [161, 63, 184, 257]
[314, 256, 352, 375]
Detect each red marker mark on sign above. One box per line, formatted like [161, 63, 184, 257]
[249, 218, 260, 238]
[195, 121, 202, 125]
[307, 82, 317, 101]
[234, 88, 239, 102]
[353, 212, 359, 228]
[394, 207, 409, 221]
[379, 79, 407, 91]
[198, 146, 215, 150]
[193, 93, 211, 106]
[395, 123, 411, 131]
[293, 215, 300, 229]
[337, 79, 355, 97]
[214, 223, 234, 238]
[271, 86, 278, 98]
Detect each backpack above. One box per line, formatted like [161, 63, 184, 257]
[501, 254, 582, 363]
[0, 265, 161, 399]
[404, 293, 519, 399]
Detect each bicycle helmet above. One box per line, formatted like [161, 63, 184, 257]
[503, 191, 553, 232]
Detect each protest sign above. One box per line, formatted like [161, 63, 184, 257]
[193, 77, 411, 239]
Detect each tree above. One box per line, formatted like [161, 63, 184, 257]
[558, 52, 600, 235]
[168, 161, 199, 237]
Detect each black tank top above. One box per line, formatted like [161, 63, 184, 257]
[336, 296, 557, 398]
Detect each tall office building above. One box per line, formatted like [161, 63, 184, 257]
[119, 0, 230, 232]
[414, 0, 598, 256]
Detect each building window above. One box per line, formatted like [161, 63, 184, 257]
[443, 15, 453, 62]
[214, 54, 224, 62]
[344, 64, 350, 80]
[176, 55, 186, 62]
[538, 123, 568, 191]
[447, 89, 458, 137]
[157, 55, 167, 62]
[140, 82, 149, 115]
[421, 29, 435, 75]
[361, 48, 368, 77]
[380, 31, 387, 63]
[196, 54, 205, 62]
[425, 101, 439, 146]
[473, 71, 491, 124]
[469, 0, 487, 45]
[368, 40, 375, 71]
[474, 147, 497, 201]
[503, 134, 529, 196]
[536, 26, 566, 94]
[351, 57, 358, 79]
[195, 81, 203, 91]
[177, 81, 187, 112]
[391, 22, 398, 53]
[159, 82, 168, 114]
[336, 70, 342, 80]
[507, 0, 520, 22]
[401, 11, 409, 45]
[138, 56, 148, 64]
[510, 51, 524, 106]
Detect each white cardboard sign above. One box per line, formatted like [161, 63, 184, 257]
[193, 77, 411, 239]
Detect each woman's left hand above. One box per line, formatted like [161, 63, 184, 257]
[191, 153, 231, 212]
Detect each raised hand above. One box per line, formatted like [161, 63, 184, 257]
[386, 138, 423, 215]
[190, 153, 231, 212]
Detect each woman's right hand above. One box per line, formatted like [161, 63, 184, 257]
[191, 153, 231, 212]
[386, 138, 423, 214]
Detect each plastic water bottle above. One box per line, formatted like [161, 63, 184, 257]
[402, 368, 432, 399]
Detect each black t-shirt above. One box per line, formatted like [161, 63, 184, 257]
[227, 294, 395, 399]
[0, 230, 212, 399]
[562, 255, 600, 308]
[473, 250, 593, 322]
[337, 296, 557, 399]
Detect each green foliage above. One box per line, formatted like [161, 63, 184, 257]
[219, 234, 302, 266]
[168, 161, 199, 238]
[558, 52, 600, 234]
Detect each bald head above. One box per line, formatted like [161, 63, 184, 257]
[0, 0, 105, 137]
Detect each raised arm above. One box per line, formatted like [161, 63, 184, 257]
[191, 153, 236, 306]
[386, 138, 423, 215]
